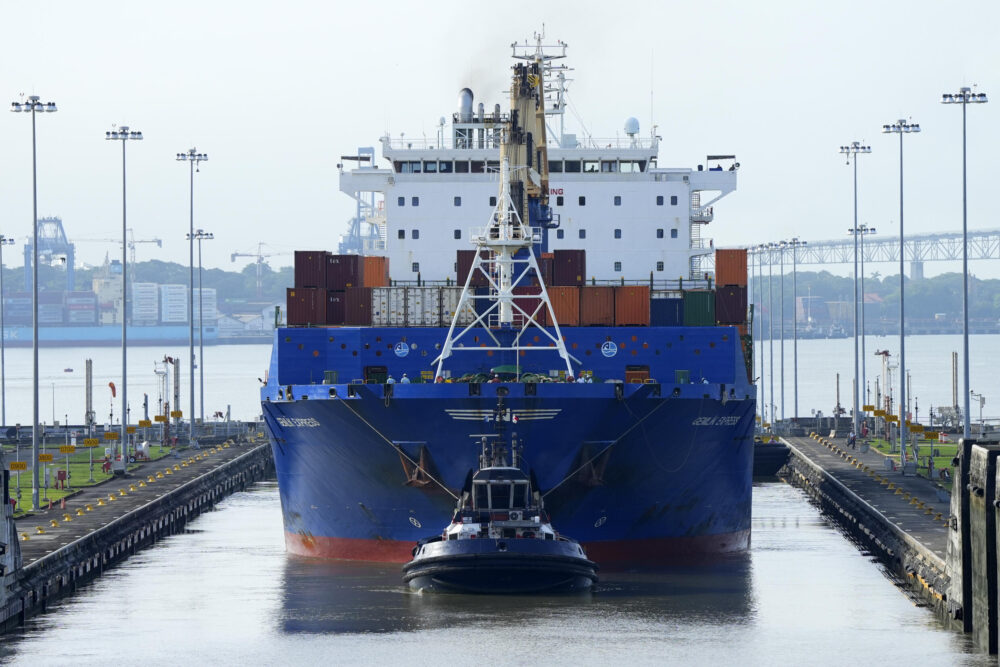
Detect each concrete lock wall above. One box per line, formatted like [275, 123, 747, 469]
[946, 438, 977, 630]
[969, 444, 1000, 654]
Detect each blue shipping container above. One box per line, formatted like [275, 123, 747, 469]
[650, 297, 684, 326]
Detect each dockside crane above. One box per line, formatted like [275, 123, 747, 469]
[231, 243, 289, 299]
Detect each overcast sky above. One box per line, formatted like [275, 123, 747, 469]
[1, 0, 997, 279]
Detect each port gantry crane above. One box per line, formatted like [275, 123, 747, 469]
[231, 242, 289, 299]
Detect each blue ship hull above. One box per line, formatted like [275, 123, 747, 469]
[262, 324, 755, 564]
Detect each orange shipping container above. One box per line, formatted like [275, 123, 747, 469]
[614, 285, 650, 326]
[363, 256, 390, 287]
[715, 248, 748, 287]
[580, 286, 614, 326]
[541, 286, 580, 327]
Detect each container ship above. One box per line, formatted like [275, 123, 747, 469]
[261, 36, 755, 565]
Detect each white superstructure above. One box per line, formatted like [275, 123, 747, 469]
[338, 38, 737, 283]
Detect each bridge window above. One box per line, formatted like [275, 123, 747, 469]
[656, 261, 664, 271]
[578, 196, 586, 206]
[411, 262, 420, 273]
[620, 161, 641, 174]
[671, 229, 678, 238]
[487, 160, 500, 173]
[671, 195, 678, 205]
[454, 196, 462, 207]
[411, 229, 419, 239]
[614, 261, 622, 272]
[412, 197, 420, 207]
[397, 229, 405, 239]
[513, 482, 528, 508]
[454, 229, 461, 239]
[556, 229, 564, 239]
[471, 161, 485, 174]
[602, 161, 616, 173]
[579, 229, 586, 239]
[614, 196, 621, 206]
[656, 229, 664, 239]
[489, 196, 497, 207]
[656, 195, 664, 206]
[583, 160, 599, 173]
[564, 160, 581, 173]
[489, 482, 512, 509]
[614, 229, 622, 239]
[423, 161, 437, 173]
[556, 196, 564, 206]
[397, 196, 405, 207]
[549, 160, 563, 173]
[455, 161, 469, 173]
[439, 161, 453, 173]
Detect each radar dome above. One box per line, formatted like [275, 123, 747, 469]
[624, 117, 640, 136]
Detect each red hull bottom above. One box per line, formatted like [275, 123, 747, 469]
[284, 530, 751, 565]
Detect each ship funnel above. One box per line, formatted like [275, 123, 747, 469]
[477, 102, 485, 122]
[458, 88, 474, 122]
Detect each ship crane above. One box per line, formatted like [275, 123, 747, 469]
[231, 243, 289, 299]
[75, 228, 163, 282]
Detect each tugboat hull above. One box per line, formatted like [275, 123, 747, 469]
[403, 538, 598, 594]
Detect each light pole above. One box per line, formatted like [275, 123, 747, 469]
[849, 224, 875, 408]
[778, 241, 786, 422]
[0, 235, 15, 428]
[176, 148, 208, 445]
[840, 141, 871, 436]
[787, 238, 806, 419]
[942, 88, 987, 440]
[11, 95, 57, 511]
[767, 242, 779, 426]
[188, 229, 213, 425]
[883, 118, 919, 449]
[756, 246, 766, 425]
[107, 126, 142, 472]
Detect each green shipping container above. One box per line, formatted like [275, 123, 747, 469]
[682, 290, 716, 326]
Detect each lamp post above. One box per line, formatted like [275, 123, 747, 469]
[883, 118, 919, 449]
[176, 148, 208, 445]
[0, 235, 15, 428]
[849, 224, 875, 409]
[767, 242, 777, 426]
[787, 238, 806, 419]
[11, 95, 57, 511]
[778, 241, 786, 422]
[107, 126, 142, 472]
[840, 141, 871, 436]
[187, 229, 213, 425]
[971, 391, 985, 436]
[942, 88, 987, 440]
[756, 246, 766, 425]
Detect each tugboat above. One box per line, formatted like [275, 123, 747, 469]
[403, 398, 598, 594]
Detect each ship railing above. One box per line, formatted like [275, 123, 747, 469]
[381, 135, 657, 151]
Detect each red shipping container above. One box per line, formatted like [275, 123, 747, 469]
[614, 285, 650, 326]
[294, 250, 328, 288]
[363, 256, 389, 287]
[715, 285, 747, 324]
[326, 254, 363, 289]
[344, 287, 373, 326]
[324, 290, 346, 325]
[541, 286, 580, 327]
[286, 287, 317, 326]
[580, 286, 614, 326]
[715, 249, 748, 287]
[533, 256, 554, 287]
[512, 285, 543, 323]
[457, 249, 490, 287]
[553, 249, 586, 286]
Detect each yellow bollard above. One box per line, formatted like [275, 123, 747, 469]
[148, 476, 156, 483]
[49, 519, 59, 527]
[108, 494, 116, 502]
[119, 488, 127, 496]
[97, 498, 106, 506]
[139, 481, 146, 487]
[129, 484, 137, 492]
[157, 472, 165, 478]
[173, 465, 180, 471]
[165, 469, 173, 475]
[925, 507, 934, 515]
[887, 483, 896, 489]
[77, 508, 85, 516]
[63, 513, 72, 522]
[20, 532, 29, 541]
[35, 525, 45, 534]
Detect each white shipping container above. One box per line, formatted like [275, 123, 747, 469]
[160, 284, 188, 322]
[440, 286, 476, 326]
[193, 288, 218, 322]
[406, 287, 442, 326]
[371, 287, 405, 326]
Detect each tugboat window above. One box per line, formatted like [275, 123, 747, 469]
[490, 482, 512, 509]
[475, 483, 488, 510]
